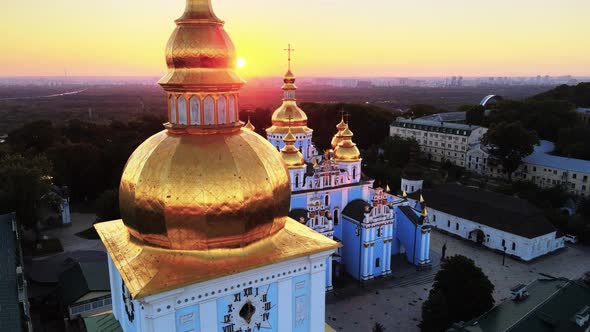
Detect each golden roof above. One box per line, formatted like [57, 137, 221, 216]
[266, 124, 313, 135]
[333, 125, 361, 162]
[280, 128, 305, 168]
[243, 118, 255, 131]
[96, 218, 340, 299]
[331, 117, 346, 149]
[270, 101, 309, 127]
[158, 0, 244, 91]
[119, 129, 291, 250]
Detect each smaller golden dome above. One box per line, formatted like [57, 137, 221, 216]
[331, 117, 347, 149]
[243, 118, 255, 131]
[336, 117, 347, 131]
[284, 69, 296, 81]
[270, 101, 308, 127]
[334, 125, 361, 162]
[280, 128, 305, 168]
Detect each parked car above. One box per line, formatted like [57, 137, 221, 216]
[564, 234, 578, 244]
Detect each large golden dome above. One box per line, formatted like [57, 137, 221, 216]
[120, 128, 290, 250]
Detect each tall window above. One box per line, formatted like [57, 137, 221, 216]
[334, 210, 339, 225]
[228, 95, 236, 123]
[177, 96, 187, 125]
[502, 239, 506, 247]
[512, 242, 516, 251]
[353, 167, 357, 180]
[447, 220, 450, 227]
[375, 258, 380, 268]
[217, 96, 227, 124]
[455, 223, 459, 230]
[325, 195, 329, 206]
[189, 96, 201, 125]
[295, 174, 299, 188]
[204, 96, 215, 125]
[169, 95, 176, 123]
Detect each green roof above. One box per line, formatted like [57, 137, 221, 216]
[450, 278, 590, 332]
[0, 213, 22, 332]
[83, 313, 122, 332]
[59, 261, 110, 306]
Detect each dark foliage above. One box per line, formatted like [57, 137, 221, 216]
[421, 255, 494, 332]
[372, 322, 386, 332]
[531, 82, 590, 107]
[461, 104, 485, 126]
[95, 189, 121, 222]
[482, 122, 538, 179]
[555, 127, 590, 160]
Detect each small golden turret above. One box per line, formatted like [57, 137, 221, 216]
[333, 124, 361, 162]
[331, 115, 347, 149]
[280, 127, 305, 168]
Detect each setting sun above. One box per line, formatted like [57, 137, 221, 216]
[237, 57, 246, 68]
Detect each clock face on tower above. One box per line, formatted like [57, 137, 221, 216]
[217, 282, 278, 332]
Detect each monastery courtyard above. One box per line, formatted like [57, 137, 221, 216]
[326, 230, 590, 331]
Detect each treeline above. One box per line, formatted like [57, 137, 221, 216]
[463, 82, 590, 160]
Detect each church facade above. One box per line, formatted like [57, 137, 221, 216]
[264, 67, 433, 290]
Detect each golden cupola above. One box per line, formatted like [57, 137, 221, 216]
[331, 115, 347, 149]
[280, 128, 305, 168]
[266, 47, 313, 136]
[333, 124, 362, 162]
[118, 0, 291, 251]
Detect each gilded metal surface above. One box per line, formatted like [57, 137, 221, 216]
[158, 0, 244, 91]
[243, 119, 255, 131]
[119, 128, 291, 250]
[280, 129, 305, 167]
[95, 218, 340, 299]
[270, 100, 309, 127]
[334, 126, 361, 162]
[265, 125, 313, 135]
[331, 118, 347, 148]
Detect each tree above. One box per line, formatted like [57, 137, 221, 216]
[421, 255, 495, 332]
[0, 154, 53, 228]
[482, 122, 538, 180]
[461, 104, 485, 126]
[407, 104, 442, 118]
[95, 189, 121, 222]
[372, 322, 386, 332]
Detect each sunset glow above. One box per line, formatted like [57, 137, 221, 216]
[0, 0, 589, 77]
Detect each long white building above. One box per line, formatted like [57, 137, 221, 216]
[410, 184, 565, 261]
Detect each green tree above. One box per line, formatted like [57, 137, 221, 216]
[482, 122, 538, 180]
[372, 322, 386, 332]
[8, 120, 60, 155]
[0, 154, 53, 227]
[421, 255, 495, 332]
[407, 104, 442, 118]
[95, 189, 121, 222]
[461, 104, 485, 126]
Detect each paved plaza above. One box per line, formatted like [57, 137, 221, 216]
[326, 230, 590, 331]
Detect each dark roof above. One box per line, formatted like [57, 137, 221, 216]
[418, 184, 556, 238]
[84, 313, 123, 332]
[30, 250, 107, 284]
[0, 213, 22, 332]
[397, 205, 427, 225]
[289, 209, 308, 223]
[342, 199, 371, 222]
[451, 278, 590, 332]
[59, 261, 110, 306]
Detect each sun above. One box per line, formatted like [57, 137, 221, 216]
[237, 57, 246, 68]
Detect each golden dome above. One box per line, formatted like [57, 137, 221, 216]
[280, 128, 305, 168]
[120, 129, 291, 250]
[243, 118, 255, 131]
[331, 117, 347, 149]
[334, 125, 361, 162]
[158, 0, 244, 91]
[271, 101, 308, 126]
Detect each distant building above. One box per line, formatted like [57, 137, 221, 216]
[576, 107, 590, 127]
[59, 261, 112, 320]
[449, 277, 590, 332]
[409, 184, 565, 261]
[0, 213, 32, 332]
[390, 118, 487, 167]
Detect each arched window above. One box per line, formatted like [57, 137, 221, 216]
[177, 96, 187, 125]
[353, 167, 357, 180]
[325, 195, 329, 206]
[333, 210, 339, 225]
[218, 96, 227, 124]
[228, 95, 236, 123]
[169, 95, 176, 123]
[189, 96, 201, 125]
[204, 96, 215, 125]
[295, 174, 299, 188]
[375, 258, 380, 268]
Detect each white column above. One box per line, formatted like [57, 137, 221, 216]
[107, 257, 121, 322]
[199, 299, 217, 332]
[362, 243, 369, 279]
[309, 255, 328, 332]
[326, 257, 333, 291]
[278, 277, 293, 332]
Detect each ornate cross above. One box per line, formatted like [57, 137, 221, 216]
[284, 44, 295, 70]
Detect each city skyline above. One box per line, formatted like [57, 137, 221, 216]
[1, 0, 589, 78]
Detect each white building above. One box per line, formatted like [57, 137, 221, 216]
[516, 140, 590, 197]
[410, 184, 565, 261]
[390, 118, 487, 167]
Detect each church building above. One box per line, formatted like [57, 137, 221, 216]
[96, 1, 339, 331]
[263, 60, 432, 290]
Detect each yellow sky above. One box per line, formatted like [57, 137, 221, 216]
[1, 0, 589, 77]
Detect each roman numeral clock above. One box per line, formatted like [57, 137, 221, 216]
[217, 283, 278, 332]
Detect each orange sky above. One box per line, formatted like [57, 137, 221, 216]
[1, 0, 589, 78]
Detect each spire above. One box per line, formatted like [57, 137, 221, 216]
[280, 118, 305, 168]
[243, 115, 255, 131]
[402, 190, 407, 198]
[176, 0, 222, 23]
[420, 194, 425, 203]
[422, 207, 428, 217]
[331, 112, 347, 149]
[282, 44, 297, 101]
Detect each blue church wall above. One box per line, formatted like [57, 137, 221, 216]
[372, 236, 384, 277]
[290, 194, 307, 210]
[394, 207, 421, 265]
[341, 217, 361, 280]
